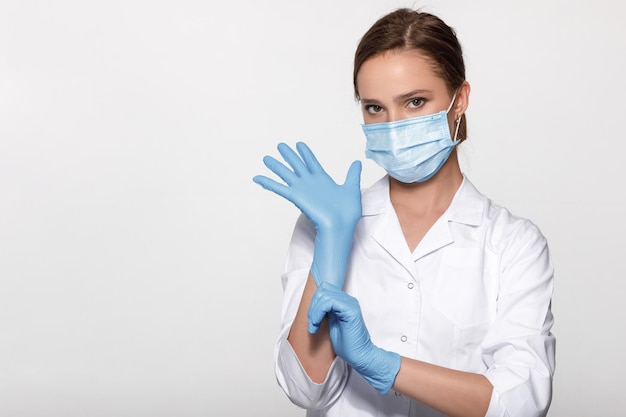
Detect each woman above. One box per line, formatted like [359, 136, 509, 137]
[254, 8, 555, 417]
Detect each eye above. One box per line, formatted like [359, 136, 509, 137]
[364, 104, 384, 114]
[407, 98, 425, 109]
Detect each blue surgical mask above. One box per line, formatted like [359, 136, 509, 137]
[362, 94, 461, 183]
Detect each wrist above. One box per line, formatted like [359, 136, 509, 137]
[315, 224, 358, 245]
[359, 347, 401, 395]
[311, 229, 356, 288]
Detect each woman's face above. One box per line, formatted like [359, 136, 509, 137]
[356, 49, 465, 129]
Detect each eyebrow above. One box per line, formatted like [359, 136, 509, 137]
[360, 89, 432, 104]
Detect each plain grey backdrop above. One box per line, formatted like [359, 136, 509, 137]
[1, 0, 624, 416]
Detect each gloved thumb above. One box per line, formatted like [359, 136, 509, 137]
[344, 160, 362, 187]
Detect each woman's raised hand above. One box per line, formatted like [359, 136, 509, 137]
[253, 142, 362, 288]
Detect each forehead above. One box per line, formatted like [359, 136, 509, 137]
[356, 49, 447, 98]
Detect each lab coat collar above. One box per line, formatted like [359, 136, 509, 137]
[444, 175, 485, 227]
[361, 174, 485, 268]
[362, 174, 484, 227]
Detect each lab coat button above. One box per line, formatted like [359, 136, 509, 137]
[407, 282, 414, 289]
[400, 335, 407, 342]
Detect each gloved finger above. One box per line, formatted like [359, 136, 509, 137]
[262, 155, 297, 185]
[277, 143, 308, 177]
[308, 319, 321, 334]
[344, 160, 362, 187]
[296, 142, 325, 175]
[321, 284, 363, 319]
[307, 285, 333, 334]
[307, 283, 351, 333]
[252, 175, 292, 200]
[307, 289, 326, 334]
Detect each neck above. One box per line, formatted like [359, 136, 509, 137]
[389, 150, 463, 214]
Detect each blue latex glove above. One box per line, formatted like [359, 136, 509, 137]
[308, 282, 401, 395]
[253, 142, 362, 288]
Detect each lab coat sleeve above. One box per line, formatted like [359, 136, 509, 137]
[274, 214, 350, 410]
[483, 218, 556, 417]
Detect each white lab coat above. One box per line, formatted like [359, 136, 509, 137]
[275, 175, 555, 417]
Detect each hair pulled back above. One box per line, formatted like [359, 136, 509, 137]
[353, 9, 468, 141]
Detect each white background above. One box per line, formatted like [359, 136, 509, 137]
[1, 1, 624, 416]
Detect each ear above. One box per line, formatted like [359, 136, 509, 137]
[453, 81, 470, 121]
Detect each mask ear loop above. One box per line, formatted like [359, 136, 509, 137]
[453, 115, 462, 142]
[446, 92, 458, 113]
[446, 91, 462, 142]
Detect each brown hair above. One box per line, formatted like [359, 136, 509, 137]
[353, 9, 468, 141]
